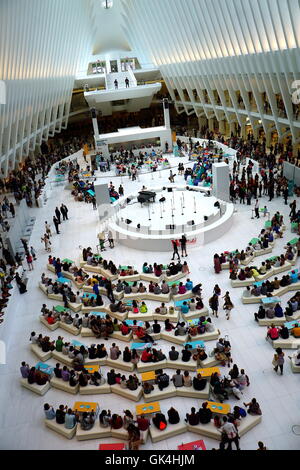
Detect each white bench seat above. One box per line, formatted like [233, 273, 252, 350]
[166, 358, 198, 371]
[291, 357, 300, 373]
[68, 302, 82, 313]
[136, 359, 167, 373]
[140, 273, 162, 283]
[110, 384, 143, 402]
[153, 311, 179, 322]
[164, 272, 186, 283]
[39, 315, 60, 331]
[172, 291, 194, 302]
[127, 312, 154, 322]
[30, 344, 52, 362]
[50, 376, 79, 394]
[45, 419, 77, 439]
[111, 427, 130, 440]
[176, 382, 210, 399]
[76, 421, 111, 441]
[79, 383, 111, 395]
[231, 278, 255, 288]
[272, 337, 300, 349]
[106, 357, 135, 372]
[108, 310, 129, 322]
[187, 414, 261, 439]
[258, 318, 286, 326]
[143, 384, 177, 402]
[181, 307, 209, 320]
[20, 378, 50, 396]
[52, 351, 74, 367]
[190, 329, 220, 342]
[110, 331, 133, 342]
[150, 420, 187, 443]
[81, 327, 95, 337]
[59, 322, 81, 336]
[199, 356, 221, 368]
[160, 331, 188, 345]
[85, 357, 107, 366]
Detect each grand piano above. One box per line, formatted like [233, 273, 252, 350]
[137, 190, 156, 205]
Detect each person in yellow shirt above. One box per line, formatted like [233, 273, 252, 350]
[292, 324, 300, 337]
[251, 268, 260, 279]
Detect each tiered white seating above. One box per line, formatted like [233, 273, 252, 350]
[110, 384, 143, 402]
[20, 378, 50, 396]
[186, 414, 262, 439]
[50, 376, 79, 394]
[149, 420, 187, 443]
[45, 420, 77, 439]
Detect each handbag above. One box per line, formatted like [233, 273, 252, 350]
[272, 354, 278, 366]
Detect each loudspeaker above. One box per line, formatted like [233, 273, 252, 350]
[137, 224, 141, 229]
[166, 224, 175, 230]
[125, 219, 132, 225]
[187, 220, 195, 226]
[167, 188, 173, 193]
[163, 187, 166, 190]
[163, 99, 169, 109]
[91, 108, 97, 119]
[214, 201, 220, 208]
[126, 197, 132, 204]
[204, 216, 208, 221]
[159, 197, 166, 203]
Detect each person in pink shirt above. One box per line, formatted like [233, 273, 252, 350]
[178, 282, 186, 294]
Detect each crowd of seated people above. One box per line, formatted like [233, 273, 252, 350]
[266, 322, 300, 341]
[213, 217, 285, 273]
[231, 244, 297, 281]
[20, 362, 50, 386]
[243, 270, 300, 298]
[40, 273, 84, 307]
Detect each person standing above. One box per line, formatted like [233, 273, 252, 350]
[254, 199, 260, 218]
[223, 292, 234, 320]
[273, 347, 284, 375]
[125, 77, 130, 88]
[108, 230, 114, 249]
[30, 246, 37, 261]
[45, 221, 52, 237]
[60, 204, 68, 221]
[169, 170, 175, 183]
[118, 185, 124, 197]
[26, 252, 34, 271]
[180, 234, 187, 257]
[9, 202, 15, 218]
[41, 234, 51, 252]
[290, 200, 297, 218]
[98, 232, 106, 251]
[283, 186, 289, 205]
[114, 79, 118, 89]
[171, 240, 180, 260]
[53, 216, 60, 234]
[92, 197, 97, 210]
[55, 207, 61, 224]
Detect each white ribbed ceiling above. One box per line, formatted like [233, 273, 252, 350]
[122, 0, 300, 65]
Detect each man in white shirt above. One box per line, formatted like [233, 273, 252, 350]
[220, 416, 240, 450]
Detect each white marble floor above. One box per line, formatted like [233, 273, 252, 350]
[0, 154, 300, 451]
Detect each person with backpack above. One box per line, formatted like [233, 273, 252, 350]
[219, 416, 240, 450]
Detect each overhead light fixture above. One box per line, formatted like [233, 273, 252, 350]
[102, 0, 113, 8]
[258, 120, 262, 124]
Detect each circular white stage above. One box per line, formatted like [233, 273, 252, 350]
[108, 185, 234, 251]
[119, 190, 219, 231]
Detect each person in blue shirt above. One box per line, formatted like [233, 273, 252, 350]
[274, 303, 284, 318]
[185, 279, 193, 291]
[65, 409, 77, 429]
[181, 302, 189, 314]
[92, 283, 99, 296]
[44, 403, 56, 420]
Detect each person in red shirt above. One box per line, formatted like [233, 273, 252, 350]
[135, 327, 155, 344]
[141, 348, 153, 363]
[47, 314, 56, 325]
[121, 322, 130, 336]
[267, 324, 279, 340]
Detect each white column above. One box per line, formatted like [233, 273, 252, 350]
[163, 100, 173, 150]
[212, 162, 230, 202]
